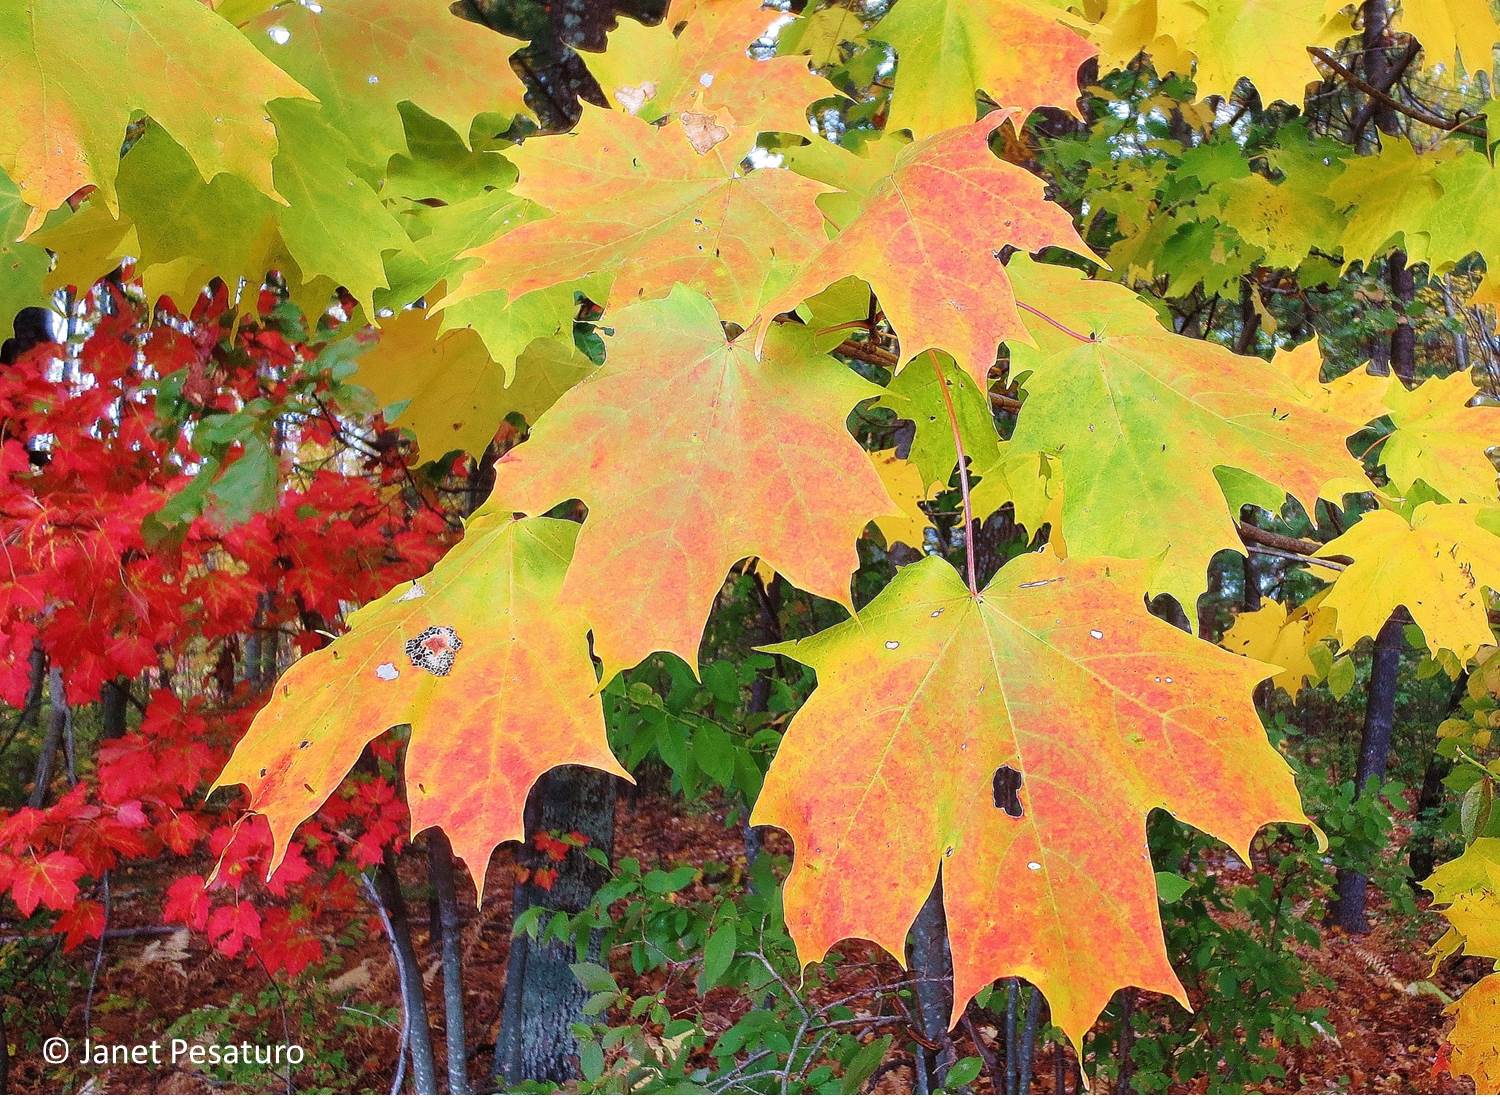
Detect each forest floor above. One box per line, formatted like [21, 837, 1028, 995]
[7, 788, 1479, 1095]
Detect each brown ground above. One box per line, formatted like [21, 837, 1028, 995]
[5, 790, 1477, 1095]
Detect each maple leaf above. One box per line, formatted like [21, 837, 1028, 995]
[268, 100, 412, 310]
[1394, 0, 1500, 75]
[0, 0, 310, 232]
[0, 171, 52, 322]
[246, 0, 528, 172]
[206, 900, 263, 957]
[583, 0, 831, 140]
[54, 899, 107, 951]
[766, 115, 1094, 388]
[1005, 256, 1365, 621]
[216, 514, 628, 886]
[1322, 140, 1450, 266]
[866, 0, 1095, 133]
[444, 108, 831, 325]
[1444, 972, 1500, 1094]
[488, 287, 897, 678]
[1319, 503, 1500, 661]
[1220, 596, 1336, 699]
[877, 351, 1002, 493]
[1425, 838, 1500, 976]
[1091, 0, 1351, 107]
[777, 1, 863, 69]
[1377, 372, 1500, 504]
[752, 551, 1310, 1048]
[1207, 172, 1341, 273]
[870, 451, 932, 550]
[32, 116, 405, 315]
[1186, 0, 1351, 105]
[10, 850, 85, 917]
[1271, 336, 1388, 434]
[353, 312, 594, 458]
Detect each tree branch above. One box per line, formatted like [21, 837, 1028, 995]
[1309, 46, 1485, 137]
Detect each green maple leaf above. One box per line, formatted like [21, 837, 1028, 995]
[0, 0, 310, 230]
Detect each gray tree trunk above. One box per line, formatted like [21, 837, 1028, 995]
[494, 766, 617, 1086]
[908, 877, 956, 1093]
[1332, 612, 1404, 931]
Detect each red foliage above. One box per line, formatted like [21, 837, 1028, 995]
[0, 282, 455, 972]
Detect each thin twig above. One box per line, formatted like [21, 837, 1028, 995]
[1309, 46, 1486, 136]
[82, 873, 111, 1040]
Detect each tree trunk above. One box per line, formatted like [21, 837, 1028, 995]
[1409, 671, 1469, 883]
[371, 850, 439, 1094]
[908, 877, 956, 1092]
[29, 666, 68, 809]
[100, 677, 130, 740]
[1388, 251, 1417, 385]
[427, 832, 470, 1094]
[1332, 611, 1404, 932]
[494, 766, 617, 1087]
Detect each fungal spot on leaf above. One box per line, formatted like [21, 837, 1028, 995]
[992, 765, 1024, 818]
[406, 625, 462, 676]
[299, 740, 311, 749]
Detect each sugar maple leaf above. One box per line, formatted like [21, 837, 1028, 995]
[1394, 0, 1500, 75]
[0, 0, 311, 232]
[246, 0, 528, 171]
[10, 850, 84, 917]
[444, 108, 830, 325]
[0, 171, 51, 322]
[1220, 596, 1336, 699]
[488, 287, 897, 678]
[216, 514, 629, 885]
[1318, 503, 1500, 661]
[869, 450, 932, 550]
[353, 312, 593, 458]
[268, 100, 412, 310]
[1005, 257, 1366, 621]
[766, 114, 1094, 388]
[1322, 140, 1450, 266]
[1377, 372, 1500, 504]
[1104, 0, 1350, 106]
[866, 0, 1095, 133]
[1444, 973, 1500, 1094]
[752, 552, 1311, 1048]
[1425, 837, 1500, 960]
[583, 0, 831, 139]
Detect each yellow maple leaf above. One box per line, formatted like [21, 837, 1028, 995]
[870, 450, 932, 550]
[1319, 503, 1500, 661]
[1220, 595, 1336, 699]
[1445, 972, 1500, 1094]
[1380, 372, 1500, 505]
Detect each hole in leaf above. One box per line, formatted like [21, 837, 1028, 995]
[992, 765, 1024, 818]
